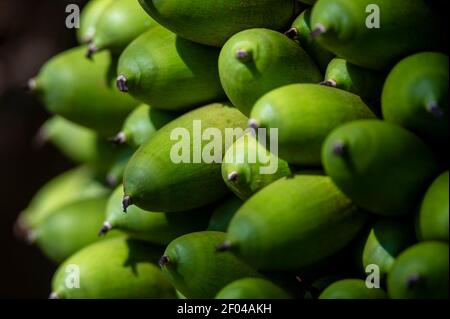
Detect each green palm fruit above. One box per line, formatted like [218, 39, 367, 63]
[207, 196, 243, 232]
[37, 116, 98, 163]
[116, 26, 225, 111]
[77, 0, 114, 44]
[356, 219, 416, 282]
[382, 52, 449, 147]
[100, 185, 211, 245]
[417, 171, 449, 241]
[249, 84, 375, 166]
[215, 278, 293, 299]
[285, 9, 335, 72]
[322, 119, 440, 216]
[175, 290, 187, 299]
[322, 58, 385, 102]
[87, 0, 158, 57]
[387, 241, 449, 299]
[159, 231, 260, 299]
[310, 0, 446, 70]
[319, 279, 388, 299]
[29, 46, 138, 137]
[219, 175, 367, 270]
[104, 147, 134, 187]
[51, 237, 176, 299]
[123, 103, 248, 213]
[16, 166, 108, 233]
[111, 104, 179, 148]
[137, 0, 297, 47]
[221, 132, 291, 200]
[218, 28, 322, 116]
[33, 196, 119, 263]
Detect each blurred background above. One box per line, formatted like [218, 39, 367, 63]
[0, 0, 88, 298]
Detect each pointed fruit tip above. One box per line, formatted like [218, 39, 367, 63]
[116, 75, 129, 92]
[235, 49, 252, 63]
[284, 28, 299, 40]
[320, 79, 337, 87]
[310, 24, 326, 40]
[159, 255, 171, 268]
[98, 221, 112, 237]
[85, 43, 97, 59]
[49, 292, 59, 299]
[406, 273, 421, 290]
[425, 102, 444, 118]
[248, 118, 259, 130]
[227, 171, 239, 182]
[122, 195, 132, 213]
[109, 132, 127, 146]
[332, 140, 346, 156]
[25, 78, 37, 93]
[216, 240, 232, 252]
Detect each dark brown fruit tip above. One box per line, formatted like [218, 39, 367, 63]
[159, 255, 171, 268]
[116, 75, 129, 92]
[284, 27, 299, 40]
[216, 240, 232, 252]
[122, 195, 132, 213]
[98, 221, 112, 237]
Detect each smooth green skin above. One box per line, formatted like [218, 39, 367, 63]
[207, 196, 243, 232]
[175, 290, 187, 299]
[34, 196, 119, 263]
[382, 52, 449, 146]
[418, 171, 449, 241]
[290, 9, 335, 72]
[39, 116, 98, 163]
[34, 46, 138, 137]
[324, 58, 385, 101]
[92, 0, 158, 54]
[138, 0, 297, 47]
[322, 120, 440, 216]
[19, 166, 108, 230]
[222, 133, 291, 200]
[387, 241, 449, 299]
[161, 231, 260, 299]
[311, 0, 445, 70]
[357, 219, 416, 281]
[117, 26, 225, 111]
[319, 279, 388, 299]
[105, 185, 211, 245]
[120, 104, 179, 148]
[251, 84, 375, 166]
[219, 28, 322, 116]
[124, 103, 248, 212]
[226, 175, 368, 270]
[77, 0, 114, 44]
[215, 278, 293, 299]
[52, 237, 175, 299]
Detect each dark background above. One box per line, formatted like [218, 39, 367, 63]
[0, 0, 88, 298]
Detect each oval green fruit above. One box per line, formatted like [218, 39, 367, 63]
[219, 28, 322, 115]
[77, 0, 114, 44]
[387, 241, 449, 299]
[207, 196, 243, 232]
[160, 231, 260, 299]
[102, 185, 211, 245]
[323, 58, 385, 102]
[319, 279, 388, 299]
[33, 196, 117, 263]
[250, 84, 375, 166]
[31, 46, 138, 136]
[215, 278, 292, 299]
[17, 166, 108, 232]
[322, 119, 440, 216]
[286, 9, 334, 72]
[311, 0, 446, 70]
[222, 133, 291, 200]
[223, 175, 367, 270]
[138, 0, 297, 47]
[382, 52, 449, 147]
[51, 237, 175, 298]
[123, 103, 248, 212]
[358, 219, 416, 281]
[418, 171, 449, 241]
[117, 26, 225, 111]
[112, 104, 179, 148]
[88, 0, 158, 56]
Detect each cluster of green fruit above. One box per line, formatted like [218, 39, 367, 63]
[17, 0, 448, 299]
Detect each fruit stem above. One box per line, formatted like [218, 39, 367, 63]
[122, 195, 132, 213]
[159, 255, 171, 267]
[284, 28, 299, 40]
[216, 240, 232, 252]
[425, 101, 444, 118]
[116, 75, 129, 92]
[98, 221, 112, 237]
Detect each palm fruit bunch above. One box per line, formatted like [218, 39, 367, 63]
[18, 0, 448, 299]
